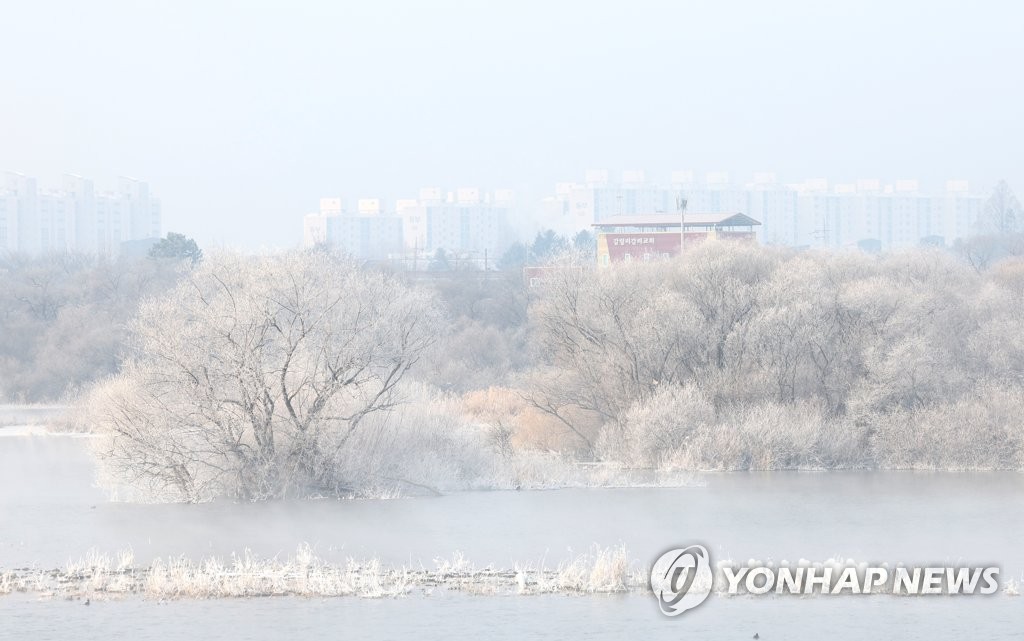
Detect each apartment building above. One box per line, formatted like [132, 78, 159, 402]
[542, 171, 986, 250]
[0, 172, 161, 255]
[304, 188, 514, 265]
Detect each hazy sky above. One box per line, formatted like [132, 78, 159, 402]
[2, 0, 1021, 248]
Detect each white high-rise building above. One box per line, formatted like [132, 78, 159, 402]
[303, 188, 515, 266]
[302, 197, 403, 260]
[539, 170, 681, 236]
[0, 189, 21, 252]
[543, 171, 988, 250]
[0, 173, 160, 255]
[746, 174, 799, 246]
[398, 187, 514, 262]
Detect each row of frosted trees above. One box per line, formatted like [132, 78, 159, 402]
[527, 244, 1024, 470]
[81, 242, 1024, 501]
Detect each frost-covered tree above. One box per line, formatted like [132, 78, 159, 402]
[0, 253, 182, 401]
[522, 241, 1024, 471]
[525, 243, 786, 455]
[87, 250, 442, 501]
[526, 261, 705, 456]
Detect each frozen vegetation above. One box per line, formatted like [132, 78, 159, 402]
[0, 545, 640, 600]
[0, 253, 182, 402]
[2, 238, 1022, 501]
[530, 244, 1024, 473]
[1, 545, 1019, 601]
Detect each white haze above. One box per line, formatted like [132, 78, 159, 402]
[1, 0, 1021, 248]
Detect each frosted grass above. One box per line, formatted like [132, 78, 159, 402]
[1, 544, 641, 600]
[3, 546, 1019, 602]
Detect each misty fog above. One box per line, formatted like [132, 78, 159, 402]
[2, 0, 1022, 247]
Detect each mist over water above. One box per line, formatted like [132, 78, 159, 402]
[2, 592, 1021, 641]
[1, 435, 1021, 640]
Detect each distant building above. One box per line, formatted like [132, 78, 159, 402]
[303, 187, 515, 267]
[302, 197, 403, 260]
[593, 213, 760, 266]
[399, 188, 514, 264]
[0, 172, 161, 255]
[540, 170, 682, 236]
[545, 171, 986, 251]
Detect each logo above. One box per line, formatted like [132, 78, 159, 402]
[650, 544, 713, 616]
[649, 543, 1003, 617]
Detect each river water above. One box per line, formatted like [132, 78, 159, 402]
[1, 432, 1021, 640]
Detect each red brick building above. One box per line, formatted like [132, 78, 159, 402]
[593, 213, 760, 265]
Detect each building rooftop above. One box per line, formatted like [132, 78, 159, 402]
[592, 212, 761, 229]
